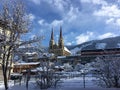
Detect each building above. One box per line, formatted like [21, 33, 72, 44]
[15, 45, 39, 62]
[49, 27, 71, 56]
[81, 48, 120, 57]
[13, 62, 40, 74]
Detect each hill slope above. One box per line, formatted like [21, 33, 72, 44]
[68, 36, 120, 54]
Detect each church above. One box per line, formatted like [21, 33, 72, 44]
[49, 27, 71, 56]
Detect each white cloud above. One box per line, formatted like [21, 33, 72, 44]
[94, 5, 120, 18]
[106, 18, 114, 24]
[106, 18, 120, 26]
[94, 4, 120, 26]
[28, 13, 35, 21]
[64, 32, 76, 45]
[98, 32, 117, 39]
[51, 19, 63, 27]
[38, 19, 44, 25]
[45, 0, 69, 13]
[30, 34, 36, 39]
[81, 0, 107, 6]
[75, 32, 94, 44]
[81, 0, 90, 3]
[66, 42, 72, 46]
[75, 32, 117, 45]
[43, 0, 81, 23]
[118, 0, 120, 3]
[65, 7, 79, 23]
[38, 19, 63, 30]
[53, 0, 68, 12]
[30, 0, 41, 5]
[116, 19, 120, 26]
[38, 19, 49, 26]
[28, 0, 120, 46]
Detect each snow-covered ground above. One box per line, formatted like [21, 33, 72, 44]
[0, 75, 99, 90]
[0, 75, 119, 90]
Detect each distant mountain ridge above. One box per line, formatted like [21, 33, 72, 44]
[67, 36, 120, 54]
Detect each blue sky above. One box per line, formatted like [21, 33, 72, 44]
[23, 0, 120, 46]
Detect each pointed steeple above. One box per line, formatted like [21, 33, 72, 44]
[51, 28, 54, 40]
[49, 28, 55, 49]
[58, 26, 64, 48]
[60, 26, 62, 39]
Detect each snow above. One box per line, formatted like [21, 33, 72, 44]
[57, 56, 66, 59]
[54, 66, 64, 69]
[28, 67, 52, 72]
[0, 74, 119, 90]
[0, 76, 98, 90]
[36, 67, 49, 71]
[70, 47, 80, 54]
[16, 60, 26, 63]
[18, 45, 25, 48]
[70, 41, 94, 54]
[14, 62, 40, 65]
[117, 43, 120, 48]
[64, 47, 71, 53]
[11, 73, 22, 76]
[25, 52, 37, 55]
[42, 53, 55, 57]
[95, 43, 106, 49]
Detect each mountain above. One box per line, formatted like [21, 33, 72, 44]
[68, 36, 120, 54]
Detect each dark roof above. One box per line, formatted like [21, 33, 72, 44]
[81, 48, 120, 52]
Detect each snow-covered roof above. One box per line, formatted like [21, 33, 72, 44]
[11, 73, 22, 76]
[54, 66, 64, 69]
[64, 47, 71, 53]
[57, 56, 66, 59]
[42, 53, 54, 57]
[19, 45, 25, 48]
[14, 62, 40, 66]
[25, 52, 37, 55]
[36, 67, 51, 71]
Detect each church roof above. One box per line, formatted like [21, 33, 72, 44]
[64, 47, 71, 53]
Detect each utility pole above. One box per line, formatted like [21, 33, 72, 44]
[83, 72, 85, 88]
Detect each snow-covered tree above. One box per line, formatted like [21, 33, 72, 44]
[64, 63, 73, 72]
[93, 56, 120, 88]
[0, 1, 32, 90]
[36, 55, 62, 89]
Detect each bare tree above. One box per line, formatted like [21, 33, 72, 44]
[0, 1, 31, 90]
[32, 38, 63, 89]
[35, 54, 62, 89]
[93, 56, 120, 88]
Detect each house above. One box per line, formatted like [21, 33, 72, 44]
[13, 62, 40, 74]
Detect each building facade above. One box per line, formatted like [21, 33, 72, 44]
[81, 48, 120, 57]
[49, 27, 71, 56]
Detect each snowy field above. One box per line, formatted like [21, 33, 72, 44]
[0, 75, 120, 90]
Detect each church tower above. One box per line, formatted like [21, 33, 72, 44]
[58, 26, 64, 49]
[49, 26, 71, 56]
[49, 28, 54, 49]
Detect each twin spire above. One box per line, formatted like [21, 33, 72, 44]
[49, 26, 70, 56]
[50, 26, 64, 49]
[51, 26, 63, 40]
